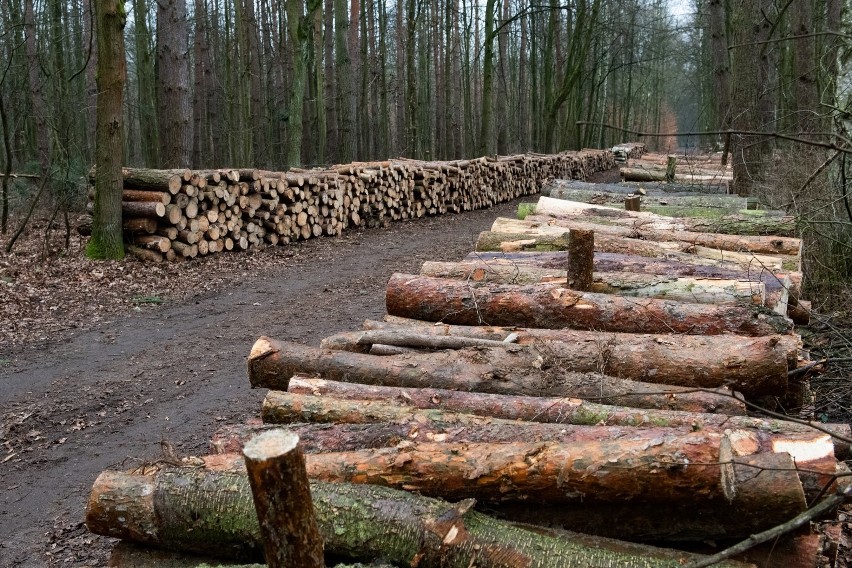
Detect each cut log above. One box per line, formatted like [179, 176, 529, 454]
[475, 231, 795, 271]
[118, 167, 188, 194]
[126, 245, 163, 263]
[567, 229, 593, 290]
[498, 216, 801, 256]
[385, 274, 792, 337]
[248, 338, 756, 406]
[122, 201, 166, 218]
[420, 261, 778, 311]
[320, 327, 796, 395]
[271, 384, 848, 462]
[533, 197, 796, 237]
[133, 235, 172, 253]
[85, 466, 752, 567]
[542, 185, 752, 210]
[241, 430, 324, 568]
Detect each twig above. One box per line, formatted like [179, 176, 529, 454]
[681, 484, 852, 568]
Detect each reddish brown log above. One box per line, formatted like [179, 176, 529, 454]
[323, 324, 797, 394]
[249, 337, 754, 407]
[242, 430, 324, 568]
[385, 274, 792, 336]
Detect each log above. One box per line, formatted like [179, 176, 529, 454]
[567, 229, 593, 290]
[320, 327, 796, 395]
[385, 274, 792, 337]
[248, 338, 754, 407]
[542, 185, 752, 209]
[271, 385, 848, 464]
[122, 201, 166, 219]
[475, 231, 795, 271]
[533, 197, 797, 237]
[134, 235, 172, 253]
[241, 431, 324, 568]
[543, 179, 730, 196]
[123, 217, 158, 234]
[119, 167, 188, 194]
[499, 216, 801, 256]
[126, 244, 163, 263]
[420, 261, 778, 311]
[85, 465, 752, 567]
[621, 167, 668, 182]
[459, 252, 800, 312]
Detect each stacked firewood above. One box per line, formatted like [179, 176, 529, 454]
[84, 177, 846, 567]
[89, 151, 615, 262]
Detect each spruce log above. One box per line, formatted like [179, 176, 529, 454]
[242, 431, 324, 568]
[123, 201, 166, 218]
[85, 466, 751, 567]
[544, 179, 729, 196]
[497, 216, 800, 256]
[459, 253, 800, 311]
[270, 386, 847, 464]
[320, 327, 795, 394]
[118, 167, 188, 194]
[542, 186, 751, 209]
[420, 261, 777, 311]
[384, 274, 792, 337]
[248, 338, 745, 411]
[475, 231, 794, 271]
[532, 197, 796, 237]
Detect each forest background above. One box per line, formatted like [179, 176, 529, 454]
[0, 0, 850, 299]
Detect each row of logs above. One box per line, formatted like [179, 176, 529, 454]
[89, 151, 615, 262]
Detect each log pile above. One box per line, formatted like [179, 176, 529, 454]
[611, 142, 647, 163]
[85, 160, 845, 568]
[89, 151, 615, 262]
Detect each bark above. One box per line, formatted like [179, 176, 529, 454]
[567, 229, 593, 290]
[533, 197, 797, 237]
[420, 261, 781, 312]
[384, 274, 792, 337]
[474, 232, 795, 271]
[122, 201, 166, 218]
[248, 337, 746, 411]
[241, 430, 324, 568]
[117, 167, 189, 193]
[515, 215, 800, 257]
[88, 0, 127, 260]
[459, 252, 800, 308]
[542, 186, 751, 210]
[272, 384, 849, 462]
[85, 466, 751, 567]
[156, 0, 192, 168]
[320, 326, 796, 396]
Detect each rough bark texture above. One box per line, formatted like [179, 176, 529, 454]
[268, 385, 847, 465]
[506, 215, 800, 256]
[241, 430, 324, 567]
[86, 466, 752, 566]
[567, 229, 593, 290]
[475, 231, 795, 271]
[385, 274, 792, 337]
[533, 197, 796, 237]
[319, 326, 796, 396]
[420, 261, 780, 311]
[248, 337, 759, 404]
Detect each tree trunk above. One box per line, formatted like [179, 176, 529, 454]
[156, 0, 192, 168]
[87, 0, 127, 260]
[385, 274, 792, 337]
[248, 337, 776, 402]
[85, 466, 752, 567]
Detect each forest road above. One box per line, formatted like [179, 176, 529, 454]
[0, 198, 524, 567]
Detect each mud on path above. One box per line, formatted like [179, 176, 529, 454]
[0, 198, 526, 567]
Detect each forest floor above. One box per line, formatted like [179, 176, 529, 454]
[0, 195, 529, 567]
[2, 174, 851, 567]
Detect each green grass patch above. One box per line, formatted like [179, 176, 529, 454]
[517, 203, 536, 220]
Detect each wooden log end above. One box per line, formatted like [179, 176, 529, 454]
[242, 429, 300, 462]
[249, 337, 276, 360]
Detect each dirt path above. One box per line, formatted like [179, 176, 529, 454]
[0, 198, 524, 567]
